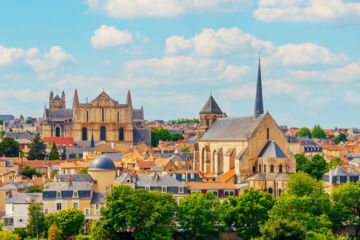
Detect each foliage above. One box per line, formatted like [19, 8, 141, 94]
[328, 158, 342, 169]
[221, 189, 275, 239]
[298, 127, 312, 138]
[0, 120, 3, 125]
[61, 146, 66, 160]
[27, 203, 46, 239]
[27, 134, 47, 160]
[0, 130, 5, 139]
[257, 218, 306, 240]
[45, 213, 58, 234]
[25, 185, 43, 193]
[334, 133, 347, 145]
[169, 118, 199, 124]
[101, 185, 177, 240]
[177, 192, 222, 239]
[50, 170, 56, 179]
[312, 125, 327, 139]
[78, 167, 89, 174]
[21, 165, 42, 179]
[0, 231, 20, 240]
[151, 128, 184, 147]
[26, 117, 33, 124]
[180, 146, 190, 153]
[0, 137, 20, 157]
[13, 228, 27, 240]
[89, 220, 110, 240]
[295, 154, 310, 172]
[56, 209, 85, 236]
[48, 223, 62, 240]
[295, 154, 328, 180]
[48, 142, 59, 160]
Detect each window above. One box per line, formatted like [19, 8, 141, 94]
[259, 164, 261, 172]
[264, 164, 267, 173]
[253, 166, 256, 173]
[212, 191, 218, 196]
[268, 188, 273, 194]
[162, 186, 167, 193]
[45, 209, 48, 214]
[73, 191, 78, 198]
[96, 204, 99, 210]
[106, 186, 110, 195]
[279, 164, 283, 173]
[70, 169, 75, 174]
[179, 187, 184, 193]
[56, 203, 62, 211]
[102, 108, 104, 122]
[82, 127, 87, 141]
[86, 111, 89, 122]
[55, 127, 60, 137]
[267, 128, 269, 139]
[56, 191, 61, 198]
[117, 112, 119, 122]
[225, 191, 229, 196]
[270, 165, 274, 173]
[73, 203, 78, 209]
[100, 126, 106, 141]
[279, 189, 282, 195]
[119, 128, 124, 141]
[230, 191, 234, 196]
[18, 219, 23, 222]
[85, 209, 90, 216]
[9, 176, 12, 181]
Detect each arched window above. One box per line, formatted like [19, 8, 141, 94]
[267, 128, 269, 140]
[264, 164, 267, 173]
[55, 127, 60, 137]
[270, 164, 274, 173]
[259, 164, 262, 172]
[253, 166, 256, 173]
[102, 108, 104, 122]
[117, 112, 119, 122]
[86, 111, 89, 122]
[119, 128, 124, 141]
[268, 188, 273, 194]
[279, 164, 283, 173]
[82, 127, 87, 141]
[100, 126, 106, 141]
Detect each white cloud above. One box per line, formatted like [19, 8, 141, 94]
[253, 0, 360, 22]
[345, 91, 360, 104]
[0, 89, 47, 102]
[53, 74, 103, 90]
[0, 45, 38, 66]
[220, 85, 255, 100]
[264, 43, 349, 66]
[26, 46, 76, 72]
[220, 65, 251, 82]
[166, 28, 275, 56]
[37, 72, 55, 81]
[292, 63, 360, 82]
[91, 25, 133, 48]
[85, 0, 252, 18]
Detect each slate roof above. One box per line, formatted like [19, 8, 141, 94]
[116, 173, 135, 183]
[55, 174, 95, 183]
[246, 173, 290, 181]
[201, 115, 265, 141]
[200, 96, 223, 114]
[133, 127, 151, 145]
[103, 153, 125, 162]
[132, 109, 144, 122]
[89, 156, 116, 171]
[6, 193, 42, 204]
[0, 115, 15, 122]
[0, 182, 33, 191]
[136, 174, 186, 187]
[323, 167, 348, 177]
[44, 181, 92, 191]
[258, 141, 287, 158]
[300, 139, 319, 147]
[90, 192, 106, 204]
[46, 109, 73, 121]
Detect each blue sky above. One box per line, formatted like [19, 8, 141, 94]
[1, 0, 360, 129]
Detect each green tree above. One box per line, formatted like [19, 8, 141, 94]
[78, 167, 89, 174]
[257, 218, 306, 240]
[0, 231, 20, 240]
[49, 142, 59, 160]
[0, 137, 20, 157]
[21, 165, 42, 179]
[101, 185, 177, 240]
[48, 222, 62, 240]
[180, 146, 190, 153]
[312, 125, 326, 139]
[89, 220, 110, 240]
[0, 130, 5, 139]
[27, 133, 47, 160]
[56, 209, 85, 236]
[50, 170, 56, 179]
[13, 228, 27, 240]
[221, 189, 275, 239]
[334, 133, 347, 145]
[25, 185, 43, 193]
[296, 154, 328, 180]
[61, 146, 66, 160]
[27, 203, 46, 240]
[151, 128, 184, 147]
[298, 127, 312, 138]
[295, 154, 310, 172]
[328, 157, 342, 169]
[178, 192, 222, 239]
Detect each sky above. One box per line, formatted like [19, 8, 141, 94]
[1, 0, 360, 129]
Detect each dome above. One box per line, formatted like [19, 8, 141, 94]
[89, 156, 115, 171]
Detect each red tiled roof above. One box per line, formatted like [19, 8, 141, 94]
[216, 168, 235, 183]
[187, 182, 237, 190]
[43, 137, 74, 148]
[136, 160, 153, 169]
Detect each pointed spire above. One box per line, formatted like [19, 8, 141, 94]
[50, 91, 54, 97]
[73, 89, 79, 108]
[126, 90, 132, 107]
[61, 90, 65, 101]
[90, 134, 95, 148]
[200, 95, 223, 115]
[254, 56, 264, 118]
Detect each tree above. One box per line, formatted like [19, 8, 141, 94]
[170, 133, 184, 141]
[0, 231, 20, 240]
[25, 185, 43, 193]
[295, 154, 328, 180]
[181, 146, 190, 153]
[13, 228, 27, 240]
[0, 130, 5, 139]
[178, 192, 222, 239]
[298, 127, 312, 138]
[89, 220, 110, 240]
[295, 154, 310, 172]
[62, 146, 67, 160]
[56, 209, 85, 236]
[257, 218, 306, 240]
[21, 165, 42, 179]
[49, 142, 59, 160]
[50, 170, 56, 179]
[27, 203, 46, 240]
[48, 222, 62, 240]
[312, 125, 326, 139]
[0, 137, 20, 157]
[328, 157, 342, 169]
[334, 133, 347, 145]
[221, 189, 275, 239]
[101, 185, 177, 240]
[78, 167, 89, 174]
[27, 134, 47, 160]
[151, 128, 185, 147]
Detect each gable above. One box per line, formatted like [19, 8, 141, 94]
[91, 92, 118, 107]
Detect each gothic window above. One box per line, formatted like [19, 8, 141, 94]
[117, 112, 119, 122]
[267, 128, 269, 140]
[102, 108, 104, 122]
[119, 128, 124, 141]
[270, 164, 274, 173]
[55, 127, 60, 137]
[82, 127, 87, 141]
[264, 164, 267, 173]
[253, 166, 256, 173]
[100, 126, 106, 141]
[268, 188, 273, 194]
[206, 119, 210, 127]
[86, 111, 89, 122]
[279, 164, 283, 173]
[259, 164, 261, 172]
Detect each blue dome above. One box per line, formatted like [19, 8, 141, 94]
[89, 156, 115, 171]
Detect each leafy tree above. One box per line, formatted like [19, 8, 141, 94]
[169, 118, 199, 124]
[45, 213, 58, 234]
[178, 192, 222, 239]
[21, 165, 42, 179]
[180, 146, 190, 153]
[312, 125, 326, 139]
[298, 127, 312, 138]
[27, 134, 47, 160]
[62, 146, 66, 160]
[328, 157, 342, 169]
[13, 228, 27, 240]
[334, 133, 347, 145]
[296, 154, 328, 180]
[0, 137, 20, 157]
[27, 203, 46, 240]
[89, 220, 110, 240]
[0, 231, 20, 240]
[50, 170, 56, 179]
[78, 167, 89, 174]
[48, 142, 59, 160]
[48, 222, 62, 240]
[0, 130, 5, 139]
[257, 218, 306, 240]
[151, 128, 185, 147]
[56, 209, 85, 236]
[25, 185, 43, 193]
[295, 154, 310, 172]
[101, 185, 177, 240]
[221, 189, 275, 239]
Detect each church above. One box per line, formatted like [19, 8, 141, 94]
[193, 59, 296, 197]
[41, 90, 150, 152]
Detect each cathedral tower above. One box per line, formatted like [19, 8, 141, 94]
[197, 95, 223, 140]
[254, 57, 264, 118]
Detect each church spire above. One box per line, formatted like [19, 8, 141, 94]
[126, 90, 132, 108]
[254, 56, 264, 118]
[73, 89, 79, 109]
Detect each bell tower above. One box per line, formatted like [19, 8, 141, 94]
[197, 95, 223, 140]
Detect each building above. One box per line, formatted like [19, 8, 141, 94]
[300, 139, 322, 158]
[41, 90, 150, 152]
[323, 166, 360, 193]
[193, 59, 296, 197]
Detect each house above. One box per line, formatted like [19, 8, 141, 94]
[59, 161, 91, 175]
[43, 137, 74, 149]
[0, 182, 33, 216]
[322, 166, 360, 192]
[186, 182, 238, 199]
[300, 139, 322, 158]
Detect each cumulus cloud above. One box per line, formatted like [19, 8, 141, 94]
[91, 25, 133, 48]
[166, 28, 275, 56]
[253, 0, 360, 22]
[0, 89, 47, 102]
[0, 45, 38, 66]
[85, 0, 252, 18]
[345, 91, 360, 105]
[292, 63, 360, 82]
[220, 66, 251, 82]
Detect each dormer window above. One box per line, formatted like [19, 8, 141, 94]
[56, 191, 61, 199]
[73, 191, 78, 198]
[162, 187, 167, 193]
[179, 187, 184, 193]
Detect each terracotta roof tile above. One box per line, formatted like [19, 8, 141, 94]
[216, 168, 235, 183]
[43, 137, 74, 148]
[187, 182, 237, 190]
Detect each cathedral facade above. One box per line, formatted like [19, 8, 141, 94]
[41, 90, 150, 152]
[194, 60, 296, 197]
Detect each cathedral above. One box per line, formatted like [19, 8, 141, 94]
[194, 59, 296, 197]
[41, 90, 150, 152]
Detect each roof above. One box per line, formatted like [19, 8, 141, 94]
[6, 193, 42, 204]
[116, 173, 135, 183]
[201, 115, 265, 141]
[45, 109, 73, 121]
[0, 115, 15, 122]
[246, 173, 290, 181]
[323, 166, 355, 177]
[200, 96, 223, 114]
[216, 168, 235, 183]
[0, 182, 33, 191]
[89, 156, 115, 171]
[187, 182, 237, 190]
[43, 137, 74, 148]
[59, 161, 90, 169]
[44, 181, 92, 191]
[136, 174, 185, 187]
[132, 109, 144, 121]
[95, 144, 117, 153]
[103, 153, 125, 161]
[137, 160, 153, 169]
[300, 139, 320, 147]
[55, 174, 95, 183]
[133, 127, 151, 145]
[91, 192, 106, 204]
[258, 141, 287, 158]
